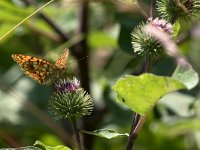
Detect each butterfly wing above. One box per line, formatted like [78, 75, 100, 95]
[55, 49, 69, 69]
[11, 54, 55, 84]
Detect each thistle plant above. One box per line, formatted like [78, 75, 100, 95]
[123, 0, 200, 150]
[131, 17, 173, 67]
[157, 0, 200, 23]
[48, 77, 93, 150]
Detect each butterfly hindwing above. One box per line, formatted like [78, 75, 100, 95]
[24, 71, 44, 84]
[12, 54, 55, 84]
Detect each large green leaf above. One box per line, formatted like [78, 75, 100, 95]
[112, 74, 186, 115]
[34, 141, 71, 150]
[82, 128, 129, 139]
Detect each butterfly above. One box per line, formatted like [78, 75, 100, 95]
[11, 49, 69, 85]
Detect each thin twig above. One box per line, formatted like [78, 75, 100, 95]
[26, 23, 62, 42]
[39, 13, 70, 42]
[136, 1, 149, 19]
[150, 0, 156, 18]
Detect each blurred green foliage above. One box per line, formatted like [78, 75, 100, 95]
[1, 0, 200, 150]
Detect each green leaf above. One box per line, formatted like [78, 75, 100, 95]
[0, 141, 71, 150]
[172, 21, 180, 37]
[112, 74, 186, 116]
[34, 141, 71, 150]
[172, 64, 199, 90]
[82, 129, 129, 139]
[0, 146, 41, 150]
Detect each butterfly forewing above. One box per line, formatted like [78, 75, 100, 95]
[55, 49, 69, 69]
[11, 54, 55, 84]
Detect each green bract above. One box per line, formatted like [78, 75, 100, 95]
[131, 23, 163, 57]
[48, 89, 93, 120]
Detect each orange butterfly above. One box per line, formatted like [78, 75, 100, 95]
[11, 49, 69, 85]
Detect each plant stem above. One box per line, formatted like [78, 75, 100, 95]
[70, 119, 83, 150]
[76, 0, 90, 93]
[126, 48, 150, 149]
[150, 0, 156, 18]
[126, 116, 146, 150]
[126, 113, 141, 150]
[130, 113, 141, 133]
[170, 13, 177, 24]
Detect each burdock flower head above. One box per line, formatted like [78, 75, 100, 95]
[148, 17, 172, 34]
[48, 77, 93, 120]
[157, 0, 200, 22]
[131, 18, 172, 59]
[55, 78, 80, 93]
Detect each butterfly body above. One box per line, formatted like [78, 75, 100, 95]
[12, 49, 69, 85]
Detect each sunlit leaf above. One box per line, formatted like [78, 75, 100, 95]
[82, 128, 129, 139]
[112, 74, 186, 115]
[34, 141, 71, 150]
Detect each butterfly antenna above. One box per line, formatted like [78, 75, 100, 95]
[78, 56, 88, 62]
[68, 56, 88, 67]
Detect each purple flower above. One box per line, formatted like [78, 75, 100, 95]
[55, 77, 80, 93]
[148, 18, 172, 34]
[49, 77, 93, 120]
